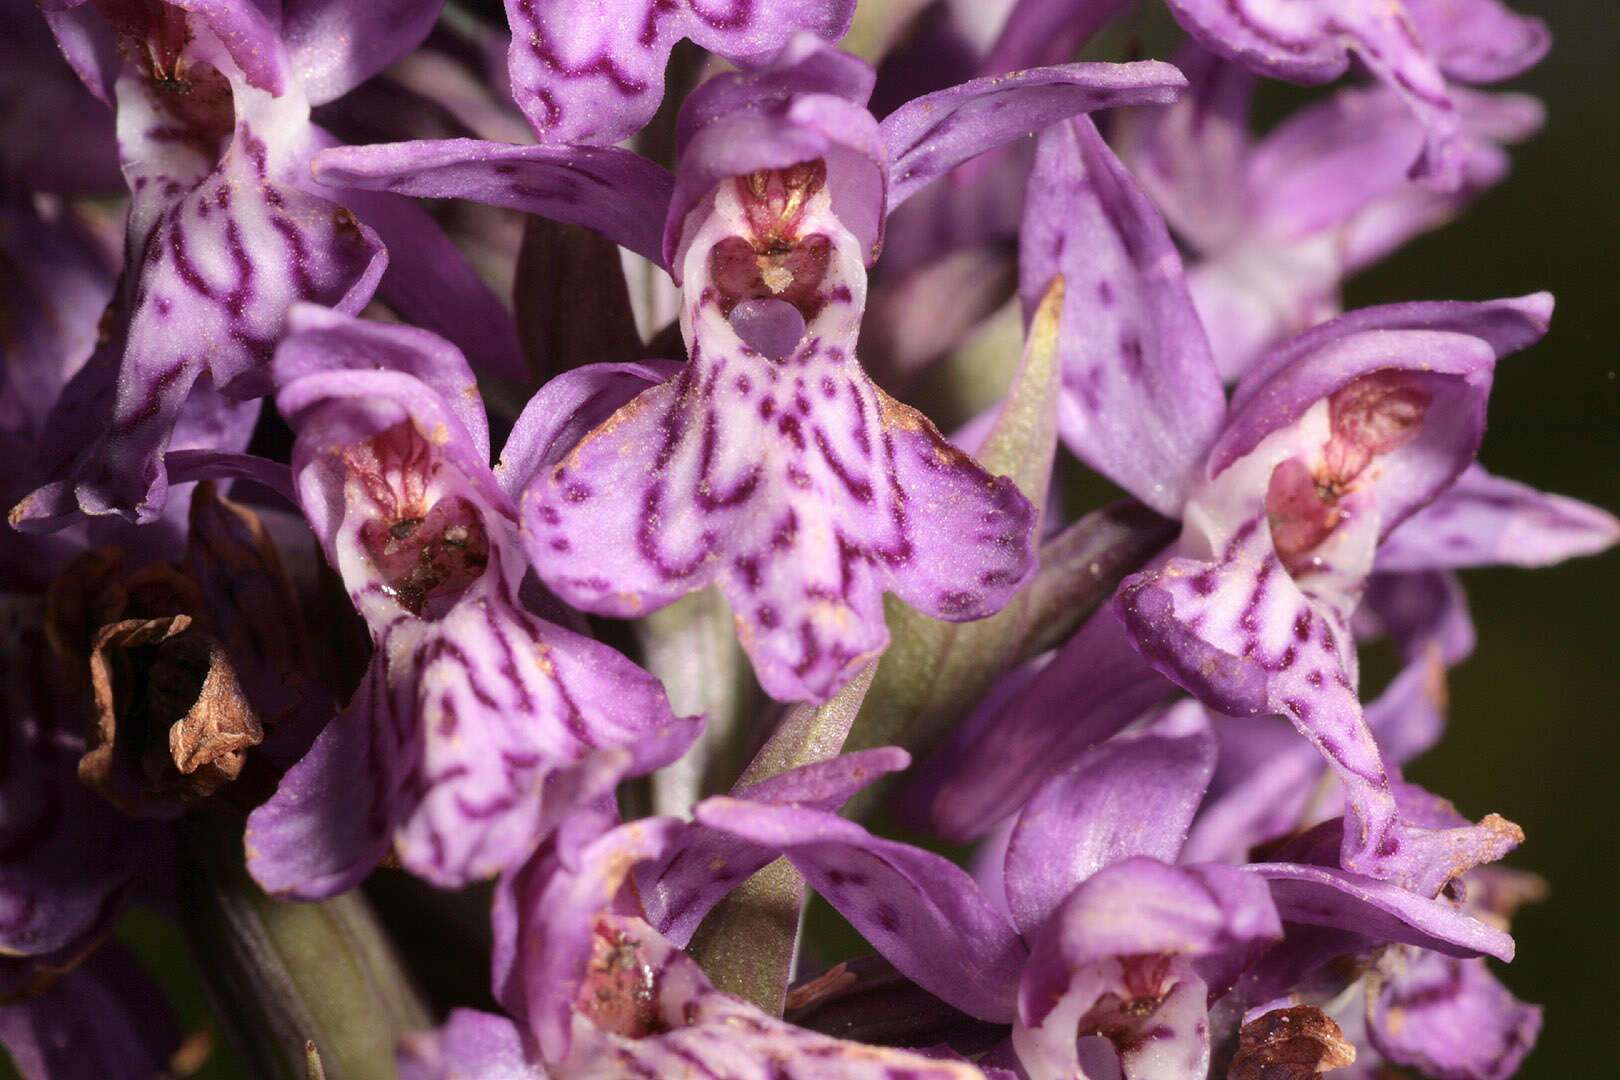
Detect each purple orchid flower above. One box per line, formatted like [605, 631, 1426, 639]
[1233, 815, 1544, 1080]
[697, 705, 1520, 1080]
[919, 104, 1618, 887]
[325, 32, 1183, 703]
[10, 0, 523, 531]
[399, 747, 997, 1078]
[1117, 43, 1544, 381]
[244, 306, 700, 897]
[1163, 0, 1549, 188]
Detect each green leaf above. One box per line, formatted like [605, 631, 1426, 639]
[688, 665, 876, 1016]
[846, 279, 1176, 764]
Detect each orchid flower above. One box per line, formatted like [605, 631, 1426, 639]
[10, 0, 521, 531]
[697, 705, 1521, 1080]
[1118, 43, 1544, 381]
[320, 32, 1184, 703]
[244, 306, 699, 896]
[921, 110, 1617, 890]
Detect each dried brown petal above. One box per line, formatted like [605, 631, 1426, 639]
[1230, 1006, 1356, 1080]
[184, 481, 312, 688]
[82, 615, 264, 815]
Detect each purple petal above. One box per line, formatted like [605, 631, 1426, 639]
[1115, 520, 1408, 879]
[637, 747, 910, 945]
[397, 1009, 542, 1080]
[390, 609, 696, 887]
[1367, 952, 1540, 1080]
[1115, 43, 1256, 256]
[1375, 464, 1620, 572]
[1020, 115, 1224, 517]
[674, 30, 874, 143]
[503, 0, 856, 145]
[1028, 858, 1281, 987]
[1249, 862, 1515, 960]
[883, 60, 1188, 211]
[693, 797, 1028, 1022]
[926, 606, 1172, 841]
[314, 138, 676, 265]
[1360, 570, 1476, 666]
[39, 2, 120, 104]
[1405, 0, 1550, 82]
[1003, 705, 1216, 936]
[664, 36, 885, 272]
[282, 0, 445, 105]
[246, 661, 406, 899]
[557, 915, 988, 1079]
[163, 448, 298, 507]
[1228, 294, 1552, 420]
[1163, 0, 1469, 186]
[0, 944, 180, 1080]
[497, 360, 680, 500]
[276, 304, 492, 462]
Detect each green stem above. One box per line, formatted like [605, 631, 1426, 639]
[179, 818, 430, 1080]
[687, 665, 876, 1014]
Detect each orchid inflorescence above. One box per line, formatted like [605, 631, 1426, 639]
[2, 2, 1614, 1079]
